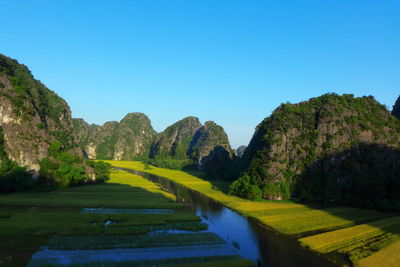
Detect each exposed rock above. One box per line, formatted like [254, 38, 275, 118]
[241, 93, 400, 201]
[235, 145, 247, 157]
[151, 116, 202, 159]
[149, 117, 234, 170]
[74, 114, 234, 173]
[113, 113, 156, 160]
[73, 113, 156, 160]
[0, 54, 83, 171]
[189, 121, 234, 168]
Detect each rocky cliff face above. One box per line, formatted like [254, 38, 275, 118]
[113, 113, 157, 160]
[189, 121, 234, 168]
[73, 113, 156, 160]
[72, 118, 90, 152]
[235, 145, 247, 157]
[151, 116, 202, 159]
[150, 118, 234, 170]
[240, 94, 400, 203]
[0, 54, 83, 171]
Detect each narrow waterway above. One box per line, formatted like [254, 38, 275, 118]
[117, 167, 339, 267]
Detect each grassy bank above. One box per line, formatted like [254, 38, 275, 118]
[107, 160, 400, 267]
[0, 169, 253, 266]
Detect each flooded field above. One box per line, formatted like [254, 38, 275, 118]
[0, 169, 252, 266]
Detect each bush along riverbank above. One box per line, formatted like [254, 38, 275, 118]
[106, 160, 400, 267]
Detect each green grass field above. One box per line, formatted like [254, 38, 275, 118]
[0, 169, 253, 266]
[107, 160, 400, 267]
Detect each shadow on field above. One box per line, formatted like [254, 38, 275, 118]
[288, 143, 400, 264]
[294, 143, 400, 212]
[0, 178, 189, 266]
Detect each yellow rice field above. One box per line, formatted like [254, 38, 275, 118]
[358, 240, 400, 267]
[106, 160, 400, 266]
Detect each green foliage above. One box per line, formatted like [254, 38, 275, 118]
[144, 156, 193, 170]
[202, 146, 234, 180]
[189, 121, 231, 162]
[39, 142, 89, 187]
[0, 126, 34, 193]
[231, 93, 400, 210]
[57, 152, 81, 164]
[295, 144, 400, 211]
[88, 161, 111, 182]
[262, 182, 290, 200]
[151, 116, 201, 161]
[53, 162, 86, 187]
[0, 167, 34, 193]
[0, 54, 67, 126]
[36, 122, 45, 129]
[229, 173, 262, 200]
[95, 136, 116, 160]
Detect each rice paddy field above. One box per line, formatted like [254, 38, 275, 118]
[0, 169, 253, 266]
[107, 160, 400, 267]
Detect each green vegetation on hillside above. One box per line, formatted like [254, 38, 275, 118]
[39, 141, 110, 187]
[149, 119, 234, 178]
[144, 156, 194, 170]
[230, 93, 400, 211]
[72, 114, 157, 161]
[151, 116, 201, 161]
[0, 54, 73, 148]
[0, 126, 33, 193]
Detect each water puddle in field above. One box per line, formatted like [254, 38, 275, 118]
[148, 229, 207, 235]
[28, 244, 236, 266]
[27, 168, 339, 267]
[81, 208, 174, 214]
[104, 220, 115, 226]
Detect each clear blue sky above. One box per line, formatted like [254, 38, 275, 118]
[1, 1, 399, 148]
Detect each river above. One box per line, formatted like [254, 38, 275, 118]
[117, 167, 338, 267]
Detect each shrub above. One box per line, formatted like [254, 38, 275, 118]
[88, 160, 111, 182]
[229, 173, 262, 200]
[0, 167, 34, 193]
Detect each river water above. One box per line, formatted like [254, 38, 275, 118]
[118, 168, 338, 267]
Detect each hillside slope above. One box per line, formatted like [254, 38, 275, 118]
[73, 113, 156, 160]
[150, 118, 234, 173]
[0, 54, 83, 171]
[150, 116, 202, 159]
[233, 94, 400, 209]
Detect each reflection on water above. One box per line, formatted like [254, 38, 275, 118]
[195, 205, 261, 263]
[28, 244, 237, 266]
[81, 208, 174, 214]
[121, 168, 338, 267]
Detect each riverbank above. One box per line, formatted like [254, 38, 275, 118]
[0, 169, 253, 266]
[106, 160, 400, 267]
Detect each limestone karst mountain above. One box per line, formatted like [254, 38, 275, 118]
[150, 116, 202, 160]
[73, 113, 157, 160]
[231, 94, 400, 209]
[234, 145, 247, 158]
[75, 115, 234, 173]
[0, 54, 83, 172]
